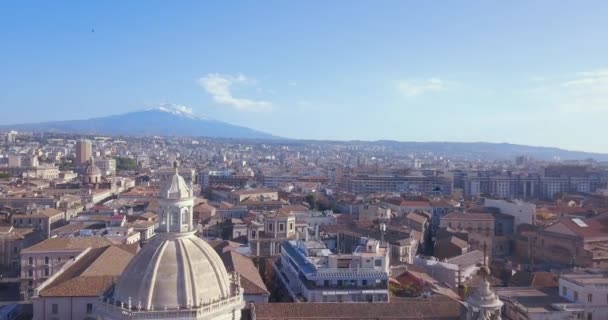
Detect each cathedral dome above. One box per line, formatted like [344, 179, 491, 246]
[83, 162, 102, 184]
[100, 169, 244, 320]
[112, 232, 234, 310]
[85, 163, 101, 175]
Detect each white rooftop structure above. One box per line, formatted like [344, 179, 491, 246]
[97, 167, 244, 320]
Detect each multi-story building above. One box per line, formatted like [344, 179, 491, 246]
[484, 198, 536, 227]
[11, 208, 66, 238]
[557, 271, 608, 320]
[275, 237, 390, 303]
[229, 188, 278, 204]
[200, 169, 254, 191]
[19, 237, 116, 300]
[464, 166, 607, 200]
[357, 203, 391, 221]
[346, 172, 453, 195]
[0, 225, 40, 271]
[31, 245, 135, 320]
[517, 217, 608, 268]
[75, 139, 92, 165]
[497, 270, 608, 320]
[439, 212, 495, 254]
[414, 250, 486, 288]
[248, 209, 297, 257]
[94, 157, 116, 176]
[0, 196, 59, 210]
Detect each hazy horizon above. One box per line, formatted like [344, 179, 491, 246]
[2, 1, 608, 152]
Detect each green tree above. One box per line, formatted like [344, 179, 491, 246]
[115, 157, 137, 170]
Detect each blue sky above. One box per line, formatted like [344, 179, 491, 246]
[1, 1, 608, 153]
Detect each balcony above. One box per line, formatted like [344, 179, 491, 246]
[98, 295, 244, 320]
[299, 275, 387, 291]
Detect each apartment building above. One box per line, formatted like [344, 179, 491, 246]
[19, 237, 116, 300]
[11, 208, 66, 238]
[275, 237, 390, 303]
[439, 212, 495, 254]
[346, 173, 453, 195]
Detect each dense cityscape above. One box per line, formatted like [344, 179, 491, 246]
[3, 1, 608, 319]
[0, 128, 607, 319]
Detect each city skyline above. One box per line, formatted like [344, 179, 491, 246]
[2, 1, 608, 152]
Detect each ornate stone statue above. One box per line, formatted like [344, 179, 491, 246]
[464, 264, 503, 320]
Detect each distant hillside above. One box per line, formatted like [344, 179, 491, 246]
[370, 141, 608, 161]
[2, 108, 607, 161]
[0, 107, 279, 140]
[288, 140, 608, 161]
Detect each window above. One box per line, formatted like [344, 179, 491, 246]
[562, 286, 567, 295]
[13, 247, 18, 254]
[28, 270, 33, 277]
[588, 294, 592, 303]
[51, 304, 58, 314]
[86, 303, 93, 314]
[279, 223, 284, 232]
[574, 291, 579, 301]
[587, 313, 592, 320]
[375, 259, 382, 267]
[57, 257, 61, 263]
[44, 256, 49, 265]
[289, 222, 294, 231]
[44, 268, 49, 277]
[268, 223, 273, 231]
[28, 257, 33, 265]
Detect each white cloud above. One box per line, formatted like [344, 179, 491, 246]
[547, 68, 608, 114]
[197, 73, 272, 111]
[396, 78, 445, 97]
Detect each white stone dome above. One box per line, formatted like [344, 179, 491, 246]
[99, 169, 243, 320]
[113, 232, 233, 310]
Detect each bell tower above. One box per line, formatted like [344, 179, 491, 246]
[157, 166, 195, 234]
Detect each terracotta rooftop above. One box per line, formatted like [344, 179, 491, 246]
[251, 297, 462, 319]
[22, 236, 113, 253]
[38, 245, 134, 297]
[220, 250, 269, 296]
[442, 212, 494, 221]
[509, 271, 558, 288]
[544, 215, 608, 240]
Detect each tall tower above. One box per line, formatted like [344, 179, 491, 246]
[97, 167, 244, 320]
[75, 139, 92, 165]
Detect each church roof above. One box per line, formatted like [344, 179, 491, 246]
[39, 245, 134, 297]
[251, 297, 462, 319]
[113, 233, 234, 310]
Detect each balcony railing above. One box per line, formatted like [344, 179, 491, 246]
[98, 295, 243, 320]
